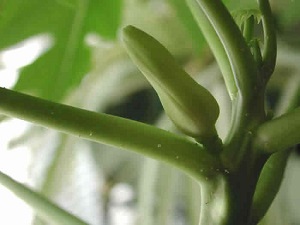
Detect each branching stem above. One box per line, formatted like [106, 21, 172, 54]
[0, 87, 222, 180]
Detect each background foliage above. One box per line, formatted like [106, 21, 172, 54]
[0, 0, 299, 224]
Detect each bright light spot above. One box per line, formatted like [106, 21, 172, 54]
[0, 33, 44, 225]
[0, 146, 31, 182]
[0, 119, 33, 224]
[0, 34, 53, 88]
[110, 183, 135, 204]
[1, 34, 53, 69]
[85, 33, 114, 48]
[0, 68, 18, 88]
[110, 183, 136, 225]
[0, 119, 30, 151]
[0, 118, 31, 173]
[0, 185, 33, 225]
[110, 207, 136, 225]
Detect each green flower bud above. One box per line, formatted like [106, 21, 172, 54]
[122, 25, 219, 139]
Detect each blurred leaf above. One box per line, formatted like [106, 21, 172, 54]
[277, 1, 300, 26]
[0, 0, 122, 101]
[274, 1, 300, 48]
[167, 0, 206, 55]
[223, 0, 258, 11]
[55, 0, 76, 8]
[166, 0, 258, 57]
[123, 0, 195, 57]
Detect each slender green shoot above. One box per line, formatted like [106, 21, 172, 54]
[0, 170, 88, 225]
[254, 107, 300, 153]
[191, 0, 258, 99]
[258, 0, 277, 80]
[185, 0, 237, 100]
[243, 15, 255, 43]
[250, 150, 291, 224]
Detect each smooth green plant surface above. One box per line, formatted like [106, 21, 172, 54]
[0, 0, 299, 225]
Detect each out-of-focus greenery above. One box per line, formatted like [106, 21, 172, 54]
[0, 0, 299, 224]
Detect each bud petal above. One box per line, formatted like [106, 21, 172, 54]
[122, 25, 219, 138]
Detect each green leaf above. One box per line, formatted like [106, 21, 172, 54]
[0, 0, 122, 101]
[231, 9, 262, 28]
[122, 25, 220, 140]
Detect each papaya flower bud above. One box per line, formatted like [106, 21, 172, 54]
[122, 25, 219, 139]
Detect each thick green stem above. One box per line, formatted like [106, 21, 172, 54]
[224, 139, 269, 224]
[198, 175, 231, 225]
[0, 87, 222, 180]
[187, 0, 267, 169]
[222, 90, 266, 171]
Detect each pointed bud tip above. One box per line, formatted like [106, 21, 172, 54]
[122, 25, 139, 42]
